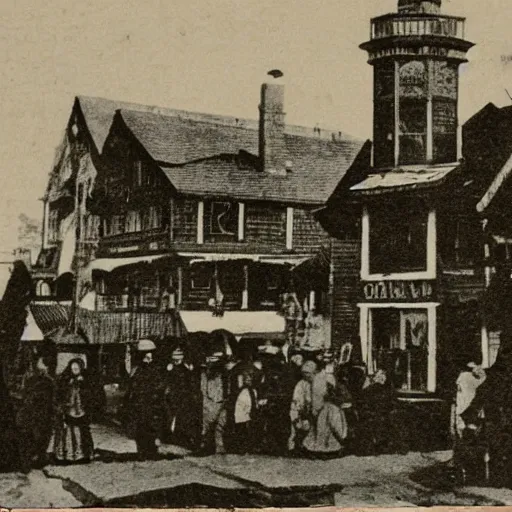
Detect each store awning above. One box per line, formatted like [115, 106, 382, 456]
[86, 253, 173, 273]
[350, 164, 458, 195]
[182, 253, 311, 267]
[21, 307, 44, 341]
[180, 311, 286, 337]
[29, 301, 71, 336]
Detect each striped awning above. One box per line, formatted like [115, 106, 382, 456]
[75, 307, 185, 344]
[29, 302, 71, 336]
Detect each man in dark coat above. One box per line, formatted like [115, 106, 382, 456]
[163, 344, 196, 448]
[257, 345, 291, 455]
[356, 369, 398, 455]
[125, 339, 165, 460]
[16, 351, 55, 472]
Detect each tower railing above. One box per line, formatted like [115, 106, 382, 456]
[371, 15, 465, 41]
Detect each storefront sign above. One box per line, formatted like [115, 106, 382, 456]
[109, 245, 140, 254]
[362, 280, 435, 302]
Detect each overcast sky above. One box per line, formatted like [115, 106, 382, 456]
[0, 0, 510, 253]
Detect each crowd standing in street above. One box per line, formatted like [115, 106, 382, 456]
[15, 325, 512, 488]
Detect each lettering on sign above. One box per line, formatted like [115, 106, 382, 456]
[362, 280, 435, 302]
[109, 245, 140, 254]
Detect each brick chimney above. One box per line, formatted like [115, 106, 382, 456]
[259, 71, 286, 173]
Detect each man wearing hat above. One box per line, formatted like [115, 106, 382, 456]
[164, 344, 196, 449]
[16, 342, 56, 472]
[199, 348, 229, 454]
[124, 339, 165, 460]
[289, 360, 319, 452]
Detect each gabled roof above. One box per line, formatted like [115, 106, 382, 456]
[160, 147, 363, 205]
[77, 96, 162, 153]
[116, 108, 364, 204]
[70, 95, 366, 204]
[469, 103, 512, 212]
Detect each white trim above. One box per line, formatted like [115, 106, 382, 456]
[394, 60, 400, 167]
[177, 266, 183, 306]
[360, 306, 369, 371]
[477, 152, 512, 213]
[361, 207, 436, 281]
[427, 303, 437, 392]
[358, 302, 438, 392]
[197, 201, 204, 245]
[42, 200, 50, 249]
[309, 290, 316, 311]
[357, 302, 441, 309]
[286, 207, 294, 250]
[481, 323, 489, 369]
[242, 264, 249, 310]
[238, 202, 245, 241]
[361, 205, 370, 278]
[426, 97, 433, 162]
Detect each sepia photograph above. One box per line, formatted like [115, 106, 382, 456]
[1, 0, 512, 508]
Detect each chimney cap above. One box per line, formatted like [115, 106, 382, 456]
[267, 69, 284, 79]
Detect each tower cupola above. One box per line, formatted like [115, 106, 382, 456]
[360, 0, 474, 169]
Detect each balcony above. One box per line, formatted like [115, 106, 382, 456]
[96, 294, 130, 311]
[96, 294, 161, 312]
[370, 15, 465, 41]
[97, 229, 169, 257]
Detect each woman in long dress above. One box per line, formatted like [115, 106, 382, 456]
[53, 358, 94, 464]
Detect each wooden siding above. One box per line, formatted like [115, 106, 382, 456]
[330, 239, 361, 353]
[245, 203, 286, 249]
[171, 198, 326, 255]
[172, 197, 198, 243]
[292, 207, 330, 253]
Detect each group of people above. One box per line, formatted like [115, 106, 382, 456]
[11, 335, 406, 472]
[14, 348, 97, 473]
[122, 336, 403, 460]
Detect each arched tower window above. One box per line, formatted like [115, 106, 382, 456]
[36, 280, 51, 297]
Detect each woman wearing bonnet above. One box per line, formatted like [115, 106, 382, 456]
[52, 358, 94, 464]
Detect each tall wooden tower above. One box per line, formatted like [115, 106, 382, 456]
[360, 0, 474, 170]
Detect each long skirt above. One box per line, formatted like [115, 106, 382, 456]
[53, 415, 94, 463]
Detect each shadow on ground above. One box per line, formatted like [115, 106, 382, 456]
[93, 449, 183, 464]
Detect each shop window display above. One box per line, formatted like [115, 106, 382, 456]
[371, 308, 429, 392]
